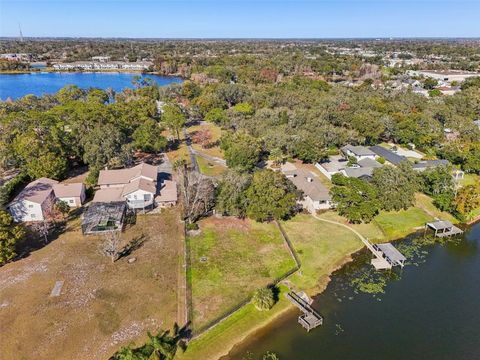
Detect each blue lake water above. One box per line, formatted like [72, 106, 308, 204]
[0, 72, 183, 100]
[227, 222, 480, 360]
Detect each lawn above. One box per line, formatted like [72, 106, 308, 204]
[166, 142, 191, 166]
[414, 193, 458, 223]
[196, 156, 226, 177]
[187, 217, 296, 332]
[178, 284, 292, 360]
[373, 207, 433, 240]
[280, 214, 364, 292]
[0, 209, 183, 360]
[316, 211, 386, 241]
[460, 173, 479, 187]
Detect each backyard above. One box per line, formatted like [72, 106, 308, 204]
[187, 217, 296, 332]
[0, 209, 183, 360]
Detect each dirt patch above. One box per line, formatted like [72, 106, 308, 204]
[0, 209, 183, 360]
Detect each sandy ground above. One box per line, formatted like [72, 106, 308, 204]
[0, 209, 183, 360]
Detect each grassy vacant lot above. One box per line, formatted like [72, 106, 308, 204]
[178, 284, 292, 360]
[188, 122, 224, 159]
[316, 211, 386, 241]
[196, 156, 226, 177]
[187, 217, 296, 332]
[0, 209, 183, 360]
[415, 193, 458, 223]
[281, 214, 363, 292]
[373, 207, 433, 240]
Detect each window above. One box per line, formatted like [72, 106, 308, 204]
[31, 214, 36, 218]
[28, 204, 33, 208]
[144, 194, 151, 201]
[133, 195, 137, 200]
[69, 199, 74, 204]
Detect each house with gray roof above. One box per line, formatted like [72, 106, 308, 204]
[412, 159, 450, 172]
[282, 165, 332, 213]
[341, 145, 376, 161]
[369, 145, 407, 165]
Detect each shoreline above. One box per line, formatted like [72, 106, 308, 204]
[0, 68, 184, 78]
[182, 220, 470, 360]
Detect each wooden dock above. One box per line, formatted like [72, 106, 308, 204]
[286, 291, 323, 331]
[426, 220, 464, 238]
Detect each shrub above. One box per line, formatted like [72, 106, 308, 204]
[252, 287, 275, 311]
[186, 222, 199, 231]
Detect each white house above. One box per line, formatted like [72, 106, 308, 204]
[53, 183, 86, 208]
[7, 178, 57, 222]
[7, 178, 87, 222]
[340, 145, 376, 161]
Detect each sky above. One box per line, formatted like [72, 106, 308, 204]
[0, 0, 479, 38]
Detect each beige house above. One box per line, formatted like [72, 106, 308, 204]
[7, 178, 85, 222]
[282, 164, 332, 213]
[94, 162, 177, 210]
[53, 183, 86, 207]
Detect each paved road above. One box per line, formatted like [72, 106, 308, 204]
[190, 149, 227, 166]
[182, 128, 199, 172]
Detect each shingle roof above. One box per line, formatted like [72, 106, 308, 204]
[369, 146, 407, 165]
[156, 180, 178, 203]
[283, 168, 331, 202]
[341, 145, 376, 157]
[98, 163, 158, 186]
[358, 158, 382, 168]
[412, 159, 449, 170]
[53, 183, 84, 198]
[121, 178, 157, 196]
[11, 178, 58, 205]
[342, 167, 374, 179]
[92, 187, 124, 203]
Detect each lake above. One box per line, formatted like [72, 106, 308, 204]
[227, 222, 480, 360]
[0, 72, 183, 100]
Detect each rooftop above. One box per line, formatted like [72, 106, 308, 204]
[341, 144, 376, 157]
[282, 166, 331, 201]
[53, 182, 84, 198]
[155, 180, 178, 203]
[11, 177, 58, 205]
[369, 145, 407, 165]
[377, 243, 407, 263]
[98, 162, 158, 186]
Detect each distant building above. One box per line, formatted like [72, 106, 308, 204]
[412, 160, 450, 172]
[91, 56, 111, 62]
[408, 70, 479, 84]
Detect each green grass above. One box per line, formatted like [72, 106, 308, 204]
[373, 207, 433, 240]
[460, 173, 480, 187]
[188, 217, 296, 331]
[414, 193, 458, 223]
[178, 284, 292, 360]
[196, 156, 226, 177]
[281, 214, 364, 292]
[316, 211, 386, 241]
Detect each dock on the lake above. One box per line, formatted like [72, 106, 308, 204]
[425, 220, 464, 238]
[286, 291, 323, 332]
